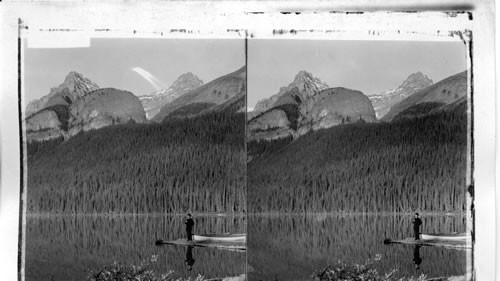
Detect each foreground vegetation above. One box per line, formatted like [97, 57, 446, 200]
[27, 111, 245, 214]
[87, 255, 205, 281]
[313, 255, 426, 281]
[87, 255, 430, 281]
[248, 105, 468, 212]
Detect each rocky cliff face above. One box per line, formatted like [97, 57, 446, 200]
[26, 72, 147, 142]
[248, 108, 293, 140]
[369, 72, 433, 119]
[382, 71, 467, 122]
[297, 88, 376, 135]
[253, 71, 329, 112]
[67, 88, 147, 136]
[26, 110, 61, 132]
[153, 66, 246, 122]
[248, 71, 377, 141]
[139, 72, 203, 119]
[26, 71, 99, 117]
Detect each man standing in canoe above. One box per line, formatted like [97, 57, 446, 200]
[185, 213, 195, 241]
[412, 213, 422, 240]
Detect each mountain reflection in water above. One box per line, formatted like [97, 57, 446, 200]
[26, 215, 246, 281]
[248, 213, 468, 281]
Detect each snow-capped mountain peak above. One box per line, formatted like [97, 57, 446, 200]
[139, 72, 203, 119]
[398, 72, 433, 92]
[369, 71, 433, 119]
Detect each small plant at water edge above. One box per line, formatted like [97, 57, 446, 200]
[87, 255, 206, 281]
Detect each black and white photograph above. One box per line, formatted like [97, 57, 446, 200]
[0, 3, 496, 281]
[247, 39, 472, 280]
[21, 37, 246, 281]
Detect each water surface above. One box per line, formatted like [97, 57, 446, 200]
[26, 214, 246, 281]
[248, 213, 469, 281]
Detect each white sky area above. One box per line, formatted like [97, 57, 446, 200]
[24, 38, 466, 110]
[24, 38, 245, 102]
[131, 67, 166, 91]
[248, 40, 467, 108]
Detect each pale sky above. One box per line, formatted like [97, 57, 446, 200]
[24, 38, 245, 102]
[248, 40, 467, 108]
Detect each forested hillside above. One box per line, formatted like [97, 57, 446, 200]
[27, 111, 245, 214]
[248, 103, 468, 213]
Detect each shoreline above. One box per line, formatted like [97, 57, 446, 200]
[25, 211, 468, 217]
[25, 212, 247, 217]
[247, 211, 468, 216]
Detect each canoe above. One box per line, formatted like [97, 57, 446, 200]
[383, 237, 471, 250]
[384, 232, 472, 250]
[193, 233, 246, 243]
[156, 238, 246, 252]
[420, 233, 471, 241]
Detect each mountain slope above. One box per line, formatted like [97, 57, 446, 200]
[139, 73, 203, 119]
[369, 72, 433, 119]
[210, 93, 246, 114]
[165, 89, 247, 121]
[382, 71, 468, 122]
[152, 66, 246, 122]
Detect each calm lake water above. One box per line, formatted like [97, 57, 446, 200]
[25, 214, 246, 281]
[26, 213, 470, 281]
[248, 213, 470, 281]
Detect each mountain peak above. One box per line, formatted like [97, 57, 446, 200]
[177, 72, 200, 81]
[141, 72, 204, 119]
[290, 70, 329, 94]
[293, 70, 314, 82]
[25, 71, 99, 117]
[369, 71, 433, 119]
[398, 71, 433, 90]
[61, 71, 99, 90]
[253, 70, 329, 112]
[167, 72, 203, 93]
[152, 67, 246, 121]
[64, 71, 84, 82]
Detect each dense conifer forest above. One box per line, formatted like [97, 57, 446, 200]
[27, 111, 246, 214]
[248, 104, 469, 213]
